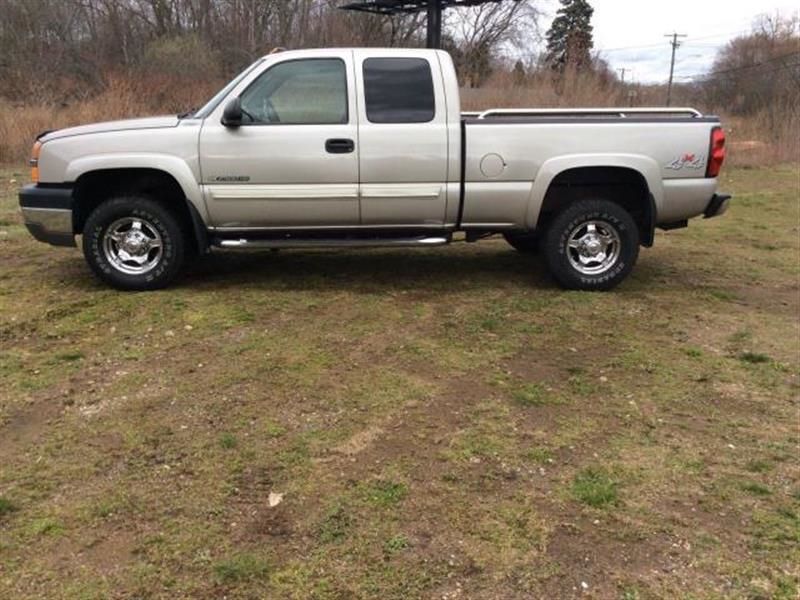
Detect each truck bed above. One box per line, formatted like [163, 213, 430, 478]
[459, 107, 722, 230]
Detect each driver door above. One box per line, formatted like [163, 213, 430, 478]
[199, 52, 360, 229]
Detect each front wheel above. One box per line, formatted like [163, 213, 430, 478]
[541, 199, 639, 291]
[82, 195, 186, 290]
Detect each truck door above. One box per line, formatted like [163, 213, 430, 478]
[199, 52, 360, 229]
[353, 51, 449, 227]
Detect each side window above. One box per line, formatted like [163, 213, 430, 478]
[239, 58, 348, 125]
[363, 58, 435, 124]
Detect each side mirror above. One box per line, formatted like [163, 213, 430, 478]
[221, 97, 243, 127]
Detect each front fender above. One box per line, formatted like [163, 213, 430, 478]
[524, 154, 663, 229]
[64, 153, 208, 222]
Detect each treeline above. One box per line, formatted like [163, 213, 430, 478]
[0, 1, 796, 164]
[0, 0, 540, 101]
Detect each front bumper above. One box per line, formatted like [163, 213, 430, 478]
[704, 193, 732, 219]
[18, 184, 75, 247]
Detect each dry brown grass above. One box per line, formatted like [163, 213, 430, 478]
[0, 74, 220, 163]
[724, 101, 800, 167]
[1, 70, 797, 167]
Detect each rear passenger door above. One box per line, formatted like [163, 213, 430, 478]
[353, 51, 449, 227]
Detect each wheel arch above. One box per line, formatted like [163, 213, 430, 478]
[526, 155, 662, 247]
[70, 162, 208, 253]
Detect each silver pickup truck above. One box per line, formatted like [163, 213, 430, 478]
[19, 48, 730, 291]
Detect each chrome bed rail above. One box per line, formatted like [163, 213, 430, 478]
[468, 107, 703, 119]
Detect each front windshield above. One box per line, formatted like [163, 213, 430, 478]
[192, 59, 265, 119]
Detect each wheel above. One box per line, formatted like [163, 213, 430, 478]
[503, 231, 539, 254]
[541, 199, 639, 291]
[82, 195, 186, 290]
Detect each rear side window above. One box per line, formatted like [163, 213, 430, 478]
[363, 58, 435, 124]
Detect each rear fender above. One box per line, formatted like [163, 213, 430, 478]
[524, 154, 663, 230]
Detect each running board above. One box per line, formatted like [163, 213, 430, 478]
[213, 236, 451, 249]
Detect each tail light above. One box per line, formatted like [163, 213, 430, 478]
[706, 126, 726, 178]
[30, 140, 42, 184]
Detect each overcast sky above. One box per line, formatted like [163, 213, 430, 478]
[536, 0, 799, 83]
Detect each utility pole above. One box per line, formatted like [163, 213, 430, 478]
[617, 67, 628, 84]
[664, 32, 687, 106]
[426, 0, 443, 49]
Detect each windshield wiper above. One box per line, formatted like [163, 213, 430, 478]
[177, 108, 197, 119]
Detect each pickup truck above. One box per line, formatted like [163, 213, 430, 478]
[19, 47, 730, 291]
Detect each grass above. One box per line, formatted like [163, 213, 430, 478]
[0, 165, 798, 598]
[213, 553, 269, 584]
[361, 480, 407, 508]
[219, 432, 237, 449]
[0, 496, 17, 517]
[738, 351, 772, 364]
[571, 467, 620, 508]
[511, 382, 555, 406]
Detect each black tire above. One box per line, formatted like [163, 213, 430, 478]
[541, 199, 639, 291]
[503, 231, 539, 254]
[82, 195, 186, 291]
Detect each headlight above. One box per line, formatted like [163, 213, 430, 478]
[30, 140, 42, 184]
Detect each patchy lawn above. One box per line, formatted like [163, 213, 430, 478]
[0, 166, 798, 599]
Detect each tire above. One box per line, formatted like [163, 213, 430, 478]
[541, 199, 639, 291]
[503, 231, 539, 254]
[82, 195, 186, 290]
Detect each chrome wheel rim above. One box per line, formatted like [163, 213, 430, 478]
[566, 220, 621, 275]
[102, 217, 163, 275]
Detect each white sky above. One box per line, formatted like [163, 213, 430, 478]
[536, 0, 799, 83]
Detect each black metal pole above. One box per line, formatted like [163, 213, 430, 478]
[426, 0, 442, 48]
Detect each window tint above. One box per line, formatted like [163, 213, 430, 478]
[240, 59, 347, 125]
[363, 58, 435, 123]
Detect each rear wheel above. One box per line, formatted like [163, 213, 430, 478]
[541, 199, 639, 291]
[82, 195, 185, 290]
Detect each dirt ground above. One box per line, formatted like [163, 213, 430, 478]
[1, 165, 798, 599]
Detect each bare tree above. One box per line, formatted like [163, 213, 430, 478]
[445, 0, 539, 87]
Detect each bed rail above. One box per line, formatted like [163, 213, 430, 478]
[469, 107, 703, 119]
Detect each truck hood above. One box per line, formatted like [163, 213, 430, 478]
[41, 116, 180, 142]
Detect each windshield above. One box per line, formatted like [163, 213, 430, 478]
[192, 59, 265, 119]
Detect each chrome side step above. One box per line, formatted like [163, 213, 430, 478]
[213, 236, 451, 249]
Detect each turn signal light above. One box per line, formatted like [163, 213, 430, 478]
[30, 140, 42, 184]
[706, 127, 726, 178]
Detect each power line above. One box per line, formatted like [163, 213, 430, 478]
[598, 27, 751, 54]
[674, 50, 800, 80]
[665, 32, 687, 105]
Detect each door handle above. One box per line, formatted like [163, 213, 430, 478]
[325, 138, 355, 154]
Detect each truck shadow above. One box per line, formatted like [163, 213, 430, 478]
[176, 245, 551, 293]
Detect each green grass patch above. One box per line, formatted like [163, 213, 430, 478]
[219, 433, 237, 449]
[0, 496, 17, 517]
[525, 447, 554, 464]
[738, 351, 772, 364]
[317, 504, 352, 543]
[213, 553, 269, 584]
[27, 517, 63, 537]
[53, 350, 85, 362]
[383, 534, 410, 556]
[264, 421, 286, 438]
[741, 481, 772, 496]
[361, 480, 407, 508]
[746, 459, 774, 473]
[511, 382, 556, 407]
[571, 467, 619, 508]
